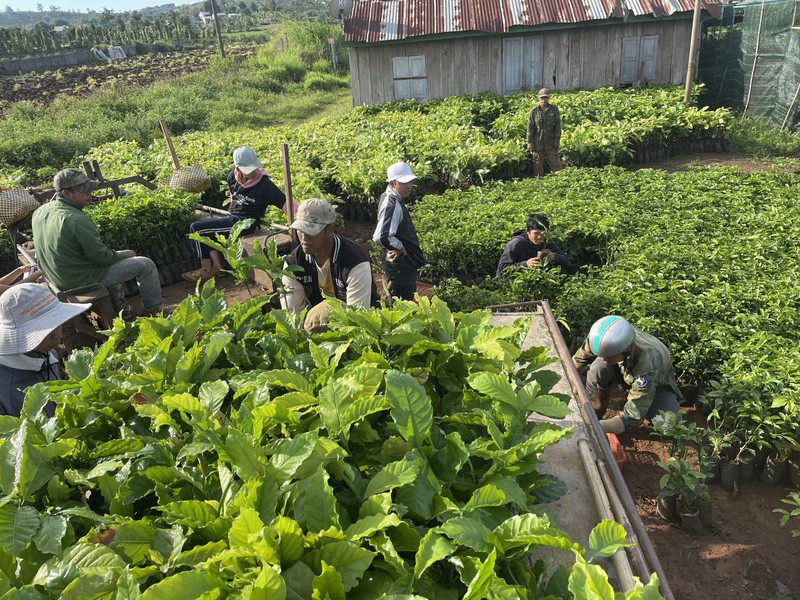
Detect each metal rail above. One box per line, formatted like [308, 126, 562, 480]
[536, 300, 676, 600]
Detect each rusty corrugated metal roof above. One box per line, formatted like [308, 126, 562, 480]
[343, 0, 722, 42]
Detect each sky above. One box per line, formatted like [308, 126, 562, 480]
[5, 0, 197, 13]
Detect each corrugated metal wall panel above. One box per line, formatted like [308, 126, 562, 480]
[344, 0, 720, 42]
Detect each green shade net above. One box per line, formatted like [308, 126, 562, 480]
[699, 0, 800, 129]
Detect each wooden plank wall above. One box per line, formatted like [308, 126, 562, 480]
[349, 20, 692, 105]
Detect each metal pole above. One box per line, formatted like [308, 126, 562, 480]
[683, 0, 703, 104]
[538, 301, 677, 600]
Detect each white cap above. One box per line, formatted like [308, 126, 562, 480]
[386, 162, 417, 183]
[232, 146, 263, 175]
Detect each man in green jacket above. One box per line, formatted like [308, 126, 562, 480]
[32, 169, 164, 316]
[527, 87, 563, 177]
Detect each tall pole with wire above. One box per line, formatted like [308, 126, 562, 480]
[211, 0, 226, 59]
[684, 0, 703, 104]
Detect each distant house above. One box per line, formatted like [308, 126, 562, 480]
[198, 11, 239, 26]
[343, 0, 722, 105]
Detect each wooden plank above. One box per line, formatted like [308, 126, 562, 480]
[348, 48, 362, 106]
[570, 29, 582, 89]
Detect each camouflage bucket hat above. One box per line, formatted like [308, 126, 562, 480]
[53, 168, 100, 193]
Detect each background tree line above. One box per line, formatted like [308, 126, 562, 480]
[0, 0, 329, 57]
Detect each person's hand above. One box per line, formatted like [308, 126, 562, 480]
[526, 257, 540, 268]
[15, 265, 32, 275]
[387, 248, 405, 262]
[122, 250, 136, 258]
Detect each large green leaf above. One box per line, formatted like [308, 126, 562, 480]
[158, 500, 219, 528]
[267, 369, 312, 394]
[225, 429, 267, 480]
[568, 555, 616, 600]
[241, 565, 285, 600]
[138, 571, 226, 600]
[0, 504, 39, 556]
[33, 514, 67, 556]
[283, 561, 315, 600]
[395, 453, 440, 521]
[463, 484, 507, 511]
[60, 571, 117, 599]
[270, 431, 318, 484]
[345, 513, 402, 541]
[494, 514, 578, 554]
[467, 372, 517, 406]
[273, 516, 304, 568]
[111, 522, 156, 565]
[173, 541, 227, 567]
[302, 467, 341, 532]
[228, 506, 264, 549]
[588, 520, 632, 559]
[412, 531, 455, 581]
[114, 568, 141, 600]
[363, 452, 422, 498]
[461, 550, 496, 600]
[384, 370, 433, 447]
[0, 421, 55, 499]
[438, 518, 499, 554]
[525, 395, 571, 419]
[312, 541, 374, 592]
[318, 380, 352, 438]
[199, 380, 229, 415]
[311, 560, 345, 600]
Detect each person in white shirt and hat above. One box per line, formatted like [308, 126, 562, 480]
[0, 283, 90, 417]
[372, 161, 426, 301]
[182, 146, 296, 283]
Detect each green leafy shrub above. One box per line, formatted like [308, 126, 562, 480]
[415, 165, 800, 456]
[86, 189, 197, 255]
[727, 115, 800, 156]
[0, 292, 664, 598]
[303, 71, 350, 91]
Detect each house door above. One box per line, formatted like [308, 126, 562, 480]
[503, 37, 523, 93]
[621, 35, 658, 84]
[503, 35, 544, 93]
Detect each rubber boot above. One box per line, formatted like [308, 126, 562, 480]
[588, 387, 612, 419]
[600, 415, 626, 434]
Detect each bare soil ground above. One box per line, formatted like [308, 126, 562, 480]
[618, 407, 799, 600]
[0, 46, 254, 116]
[146, 152, 798, 600]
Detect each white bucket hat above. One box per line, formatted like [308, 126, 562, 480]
[0, 283, 90, 355]
[232, 146, 263, 175]
[386, 162, 417, 183]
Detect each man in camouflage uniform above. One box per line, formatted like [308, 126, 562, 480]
[527, 87, 563, 177]
[573, 315, 683, 434]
